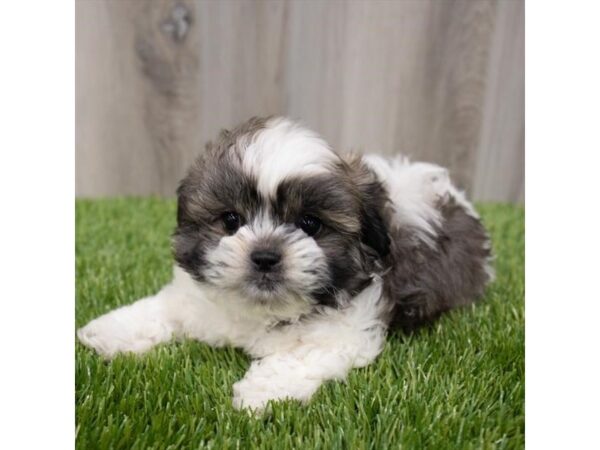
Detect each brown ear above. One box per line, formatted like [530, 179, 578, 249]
[346, 156, 391, 258]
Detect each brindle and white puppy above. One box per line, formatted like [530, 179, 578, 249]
[78, 116, 493, 411]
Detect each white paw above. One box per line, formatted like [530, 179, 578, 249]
[232, 378, 278, 412]
[232, 377, 300, 412]
[77, 308, 173, 359]
[231, 368, 320, 412]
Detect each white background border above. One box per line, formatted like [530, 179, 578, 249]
[0, 1, 74, 449]
[526, 0, 600, 448]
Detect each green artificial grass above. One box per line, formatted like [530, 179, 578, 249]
[76, 198, 524, 450]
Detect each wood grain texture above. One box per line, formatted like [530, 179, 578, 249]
[473, 0, 525, 202]
[76, 0, 524, 202]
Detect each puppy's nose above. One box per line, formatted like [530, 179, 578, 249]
[250, 250, 281, 272]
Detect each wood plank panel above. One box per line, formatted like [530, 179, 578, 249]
[76, 0, 524, 202]
[473, 0, 525, 202]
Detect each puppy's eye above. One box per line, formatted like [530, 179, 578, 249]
[297, 214, 321, 236]
[222, 211, 243, 234]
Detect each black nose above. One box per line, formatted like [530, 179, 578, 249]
[250, 250, 281, 272]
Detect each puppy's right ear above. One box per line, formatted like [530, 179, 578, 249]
[346, 156, 391, 258]
[358, 181, 391, 258]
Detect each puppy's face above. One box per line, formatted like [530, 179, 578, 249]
[173, 117, 389, 316]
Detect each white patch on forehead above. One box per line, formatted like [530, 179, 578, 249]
[242, 118, 339, 197]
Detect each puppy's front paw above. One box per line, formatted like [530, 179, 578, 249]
[232, 378, 283, 412]
[77, 308, 172, 358]
[232, 369, 319, 412]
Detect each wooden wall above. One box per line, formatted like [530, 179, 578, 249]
[76, 0, 524, 202]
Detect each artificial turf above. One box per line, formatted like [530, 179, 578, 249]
[75, 198, 524, 449]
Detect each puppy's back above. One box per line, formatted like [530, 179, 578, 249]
[363, 155, 494, 331]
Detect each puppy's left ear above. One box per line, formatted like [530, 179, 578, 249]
[347, 157, 391, 258]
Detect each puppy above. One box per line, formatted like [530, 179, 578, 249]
[78, 116, 493, 411]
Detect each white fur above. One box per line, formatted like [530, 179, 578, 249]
[363, 154, 479, 247]
[241, 117, 340, 197]
[78, 266, 387, 411]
